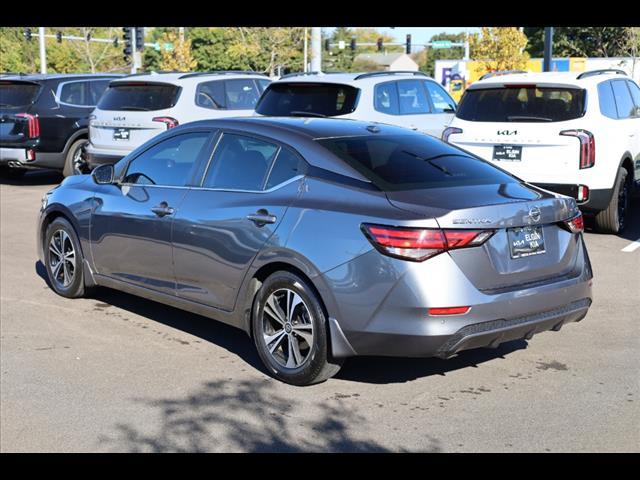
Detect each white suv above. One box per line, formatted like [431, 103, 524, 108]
[254, 71, 457, 138]
[444, 69, 640, 233]
[85, 71, 271, 169]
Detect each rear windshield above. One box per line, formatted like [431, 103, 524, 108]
[317, 134, 517, 191]
[0, 81, 41, 108]
[255, 82, 359, 117]
[97, 82, 181, 111]
[456, 86, 586, 122]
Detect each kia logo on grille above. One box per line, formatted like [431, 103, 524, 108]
[528, 207, 542, 223]
[497, 129, 517, 135]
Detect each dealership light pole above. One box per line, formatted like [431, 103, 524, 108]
[543, 27, 553, 72]
[311, 27, 322, 73]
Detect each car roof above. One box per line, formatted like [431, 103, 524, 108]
[469, 71, 631, 90]
[271, 71, 437, 86]
[0, 73, 122, 82]
[111, 71, 271, 86]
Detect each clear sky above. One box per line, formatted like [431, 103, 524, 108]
[325, 27, 480, 50]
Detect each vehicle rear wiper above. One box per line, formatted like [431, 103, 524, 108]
[118, 106, 151, 111]
[402, 151, 453, 176]
[506, 115, 553, 122]
[288, 111, 327, 118]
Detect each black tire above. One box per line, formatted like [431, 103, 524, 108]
[252, 271, 343, 386]
[44, 217, 87, 298]
[595, 167, 630, 234]
[62, 138, 89, 177]
[0, 166, 27, 179]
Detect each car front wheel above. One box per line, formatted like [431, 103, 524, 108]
[252, 271, 343, 386]
[44, 217, 88, 298]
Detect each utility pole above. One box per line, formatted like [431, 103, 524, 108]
[464, 32, 470, 61]
[38, 27, 46, 74]
[303, 28, 308, 73]
[543, 27, 553, 72]
[311, 27, 321, 73]
[130, 27, 137, 74]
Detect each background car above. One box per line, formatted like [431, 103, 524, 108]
[254, 71, 457, 137]
[443, 69, 640, 233]
[38, 117, 592, 386]
[85, 70, 271, 170]
[0, 73, 121, 178]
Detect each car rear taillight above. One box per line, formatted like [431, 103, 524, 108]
[560, 129, 595, 169]
[152, 116, 179, 130]
[577, 185, 589, 203]
[560, 212, 584, 234]
[15, 113, 40, 138]
[442, 126, 462, 143]
[361, 224, 495, 262]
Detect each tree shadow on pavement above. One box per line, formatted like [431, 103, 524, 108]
[99, 378, 430, 452]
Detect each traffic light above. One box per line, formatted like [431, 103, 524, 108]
[56, 31, 62, 43]
[377, 37, 383, 52]
[324, 39, 330, 51]
[406, 34, 412, 54]
[350, 37, 356, 50]
[113, 37, 119, 48]
[135, 27, 144, 51]
[123, 27, 133, 60]
[86, 32, 91, 42]
[24, 28, 32, 41]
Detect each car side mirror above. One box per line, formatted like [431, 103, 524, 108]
[92, 164, 115, 185]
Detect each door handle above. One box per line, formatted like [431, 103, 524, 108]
[151, 202, 175, 217]
[247, 209, 277, 226]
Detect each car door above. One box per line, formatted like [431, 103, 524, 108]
[90, 129, 214, 294]
[423, 80, 457, 137]
[172, 132, 303, 311]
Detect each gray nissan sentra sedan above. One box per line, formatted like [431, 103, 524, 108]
[37, 117, 593, 385]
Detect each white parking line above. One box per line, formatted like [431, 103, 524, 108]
[621, 239, 640, 253]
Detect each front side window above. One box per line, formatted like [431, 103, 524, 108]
[597, 81, 618, 119]
[374, 82, 399, 115]
[397, 80, 430, 115]
[456, 86, 586, 122]
[123, 132, 211, 186]
[611, 80, 635, 119]
[424, 81, 456, 113]
[60, 82, 90, 106]
[317, 134, 517, 191]
[203, 133, 279, 191]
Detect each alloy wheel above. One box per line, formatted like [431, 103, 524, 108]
[262, 288, 314, 369]
[49, 230, 76, 288]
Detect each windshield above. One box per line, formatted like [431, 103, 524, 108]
[255, 82, 359, 117]
[0, 81, 41, 108]
[456, 86, 586, 122]
[317, 134, 517, 191]
[97, 83, 181, 111]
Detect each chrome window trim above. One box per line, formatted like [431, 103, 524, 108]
[119, 174, 303, 194]
[55, 79, 109, 108]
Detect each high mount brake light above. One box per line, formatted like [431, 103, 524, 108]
[362, 224, 495, 262]
[152, 116, 179, 130]
[15, 113, 40, 138]
[560, 212, 584, 234]
[442, 126, 463, 143]
[560, 129, 595, 169]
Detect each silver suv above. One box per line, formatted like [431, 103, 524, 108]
[255, 71, 457, 137]
[85, 71, 271, 170]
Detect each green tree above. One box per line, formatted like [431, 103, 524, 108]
[159, 31, 196, 71]
[524, 27, 635, 58]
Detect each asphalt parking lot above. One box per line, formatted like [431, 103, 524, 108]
[1, 170, 638, 453]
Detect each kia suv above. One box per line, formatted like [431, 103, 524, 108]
[444, 69, 640, 233]
[85, 71, 271, 170]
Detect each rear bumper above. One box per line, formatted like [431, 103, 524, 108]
[85, 145, 127, 169]
[0, 147, 64, 170]
[533, 183, 613, 213]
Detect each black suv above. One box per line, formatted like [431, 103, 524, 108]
[0, 73, 122, 178]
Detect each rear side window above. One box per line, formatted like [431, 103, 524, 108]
[124, 132, 210, 186]
[0, 81, 40, 107]
[203, 133, 279, 191]
[597, 81, 618, 119]
[266, 148, 305, 189]
[255, 83, 359, 117]
[98, 83, 181, 111]
[456, 86, 586, 122]
[397, 80, 430, 114]
[59, 81, 90, 106]
[317, 134, 516, 191]
[374, 82, 399, 115]
[611, 80, 635, 119]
